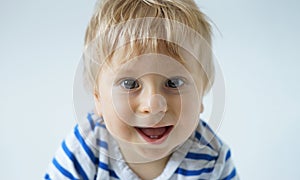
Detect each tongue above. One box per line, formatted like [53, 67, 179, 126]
[139, 127, 167, 136]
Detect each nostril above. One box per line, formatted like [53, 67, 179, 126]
[141, 107, 151, 114]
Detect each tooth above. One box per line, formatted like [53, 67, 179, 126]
[150, 135, 159, 139]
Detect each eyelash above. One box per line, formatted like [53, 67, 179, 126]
[119, 77, 185, 90]
[120, 78, 140, 90]
[165, 78, 185, 89]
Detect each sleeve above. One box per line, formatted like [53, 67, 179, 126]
[44, 125, 99, 180]
[211, 144, 240, 180]
[218, 148, 239, 180]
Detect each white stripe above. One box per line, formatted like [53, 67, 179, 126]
[65, 130, 97, 179]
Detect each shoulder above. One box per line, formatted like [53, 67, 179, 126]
[177, 120, 239, 179]
[45, 111, 108, 180]
[193, 120, 224, 152]
[66, 111, 107, 156]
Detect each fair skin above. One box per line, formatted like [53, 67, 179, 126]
[94, 47, 205, 179]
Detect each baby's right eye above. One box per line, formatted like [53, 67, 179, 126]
[120, 78, 140, 89]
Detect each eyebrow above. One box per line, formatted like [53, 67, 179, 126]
[113, 68, 139, 78]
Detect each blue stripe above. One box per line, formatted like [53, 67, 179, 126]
[201, 120, 223, 145]
[96, 139, 108, 149]
[99, 161, 119, 179]
[201, 120, 209, 128]
[62, 141, 89, 180]
[225, 150, 231, 161]
[201, 121, 216, 136]
[221, 168, 236, 180]
[52, 158, 78, 180]
[201, 120, 214, 133]
[74, 125, 99, 164]
[86, 112, 106, 129]
[87, 113, 95, 130]
[95, 122, 106, 129]
[185, 152, 218, 161]
[195, 131, 214, 150]
[175, 167, 214, 176]
[44, 173, 51, 180]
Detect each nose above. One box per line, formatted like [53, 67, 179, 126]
[140, 93, 167, 115]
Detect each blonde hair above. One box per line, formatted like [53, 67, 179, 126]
[83, 0, 215, 94]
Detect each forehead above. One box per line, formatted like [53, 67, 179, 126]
[108, 40, 184, 65]
[114, 54, 189, 78]
[104, 42, 202, 78]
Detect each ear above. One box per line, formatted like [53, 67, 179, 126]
[200, 103, 204, 113]
[93, 90, 103, 116]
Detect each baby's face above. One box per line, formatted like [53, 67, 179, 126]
[94, 50, 204, 162]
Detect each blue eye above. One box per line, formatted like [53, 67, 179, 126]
[165, 78, 184, 88]
[120, 78, 140, 89]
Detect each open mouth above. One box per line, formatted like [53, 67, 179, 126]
[135, 126, 173, 144]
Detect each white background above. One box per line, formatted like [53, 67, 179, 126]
[0, 0, 299, 179]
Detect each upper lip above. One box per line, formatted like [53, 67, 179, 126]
[135, 125, 173, 128]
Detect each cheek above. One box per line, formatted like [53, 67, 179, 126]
[167, 96, 182, 116]
[102, 104, 135, 141]
[111, 91, 136, 125]
[178, 98, 200, 128]
[98, 93, 136, 140]
[171, 92, 201, 141]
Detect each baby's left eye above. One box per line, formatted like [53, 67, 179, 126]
[165, 78, 184, 88]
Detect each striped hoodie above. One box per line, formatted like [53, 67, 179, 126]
[45, 112, 239, 180]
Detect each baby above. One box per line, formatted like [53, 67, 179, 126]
[45, 0, 239, 179]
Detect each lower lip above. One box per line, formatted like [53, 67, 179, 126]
[135, 126, 173, 145]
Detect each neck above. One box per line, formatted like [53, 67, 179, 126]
[127, 155, 170, 180]
[116, 138, 173, 179]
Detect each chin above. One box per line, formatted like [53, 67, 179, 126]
[132, 142, 176, 162]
